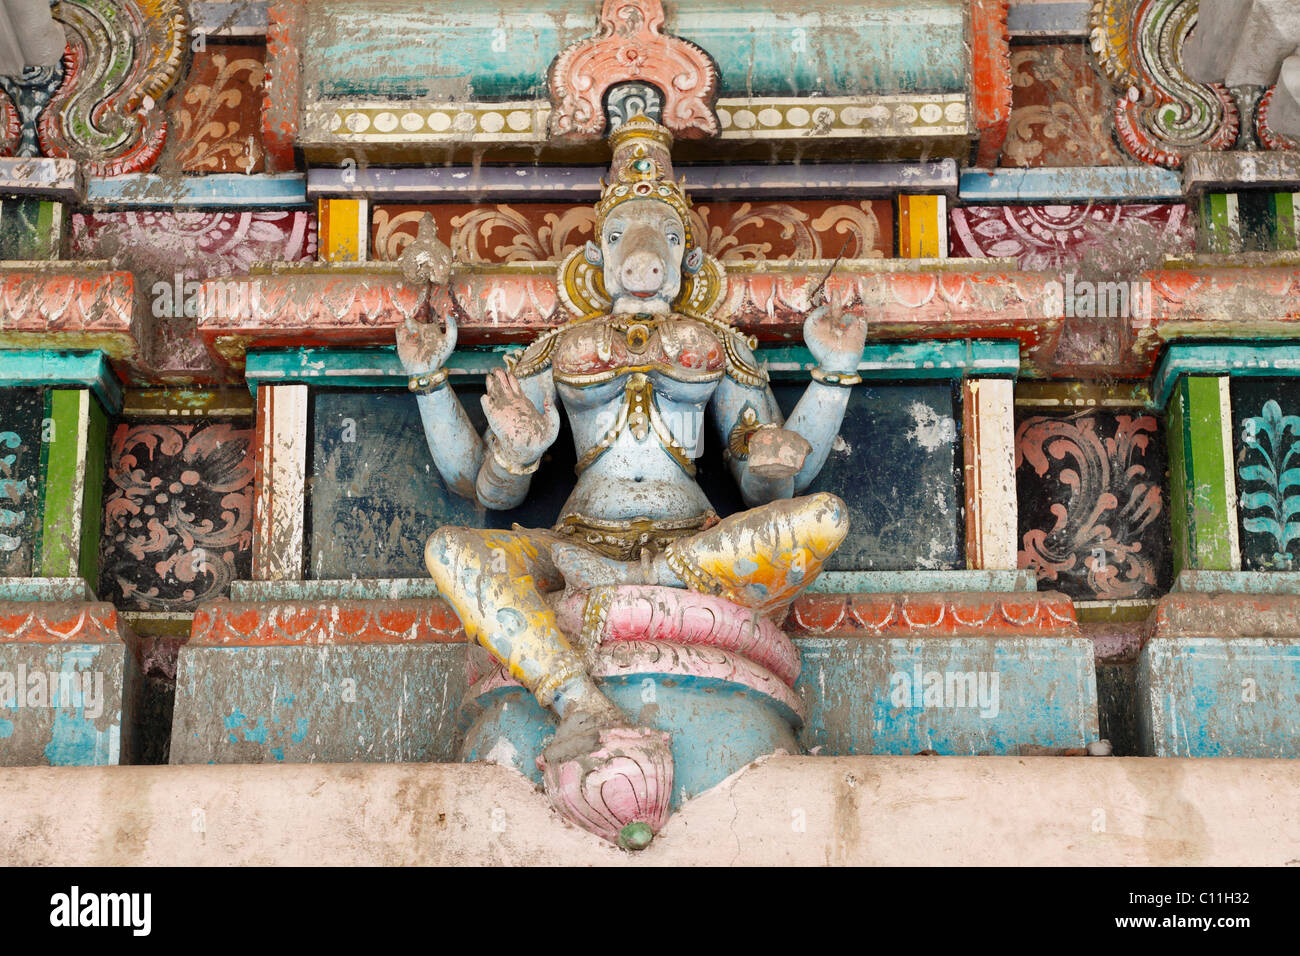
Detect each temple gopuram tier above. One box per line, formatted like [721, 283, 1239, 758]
[0, 0, 1297, 864]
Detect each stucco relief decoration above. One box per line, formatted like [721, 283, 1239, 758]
[38, 0, 189, 176]
[1016, 412, 1165, 600]
[1090, 0, 1238, 167]
[949, 203, 1189, 271]
[100, 422, 254, 613]
[548, 0, 719, 141]
[373, 202, 885, 265]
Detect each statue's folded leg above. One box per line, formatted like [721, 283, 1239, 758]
[425, 526, 613, 719]
[663, 491, 849, 617]
[428, 525, 674, 847]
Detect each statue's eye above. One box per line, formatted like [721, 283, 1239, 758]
[608, 232, 621, 243]
[667, 233, 681, 245]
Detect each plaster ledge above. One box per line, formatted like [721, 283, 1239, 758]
[1, 755, 1295, 866]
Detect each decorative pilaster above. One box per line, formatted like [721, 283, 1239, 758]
[1167, 375, 1240, 576]
[896, 195, 948, 258]
[35, 388, 108, 583]
[251, 384, 308, 581]
[318, 198, 368, 262]
[963, 378, 1017, 571]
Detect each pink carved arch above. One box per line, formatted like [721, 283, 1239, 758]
[548, 0, 719, 142]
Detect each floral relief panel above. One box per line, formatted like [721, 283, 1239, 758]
[1001, 43, 1125, 168]
[1231, 378, 1300, 572]
[372, 200, 892, 264]
[173, 43, 267, 174]
[1015, 408, 1171, 601]
[949, 203, 1191, 272]
[99, 421, 255, 612]
[0, 387, 44, 577]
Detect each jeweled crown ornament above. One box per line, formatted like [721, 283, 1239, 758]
[595, 113, 696, 250]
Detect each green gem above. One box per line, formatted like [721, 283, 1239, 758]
[618, 821, 655, 850]
[633, 158, 652, 172]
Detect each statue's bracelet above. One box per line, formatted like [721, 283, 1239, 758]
[810, 367, 862, 387]
[488, 433, 541, 477]
[408, 368, 449, 394]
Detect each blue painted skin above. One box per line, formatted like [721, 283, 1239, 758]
[398, 195, 866, 733]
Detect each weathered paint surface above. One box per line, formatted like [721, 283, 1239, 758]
[794, 634, 1099, 755]
[170, 642, 468, 764]
[0, 643, 126, 765]
[0, 600, 137, 766]
[303, 0, 967, 102]
[461, 679, 800, 809]
[1137, 637, 1300, 758]
[1166, 375, 1240, 576]
[36, 388, 107, 585]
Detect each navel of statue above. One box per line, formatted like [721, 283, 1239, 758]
[396, 115, 868, 849]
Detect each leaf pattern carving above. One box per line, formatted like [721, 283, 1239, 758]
[1016, 412, 1165, 600]
[1238, 400, 1300, 569]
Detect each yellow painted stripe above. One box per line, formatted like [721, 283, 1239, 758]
[319, 198, 368, 262]
[898, 195, 946, 258]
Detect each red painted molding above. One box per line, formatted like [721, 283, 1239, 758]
[198, 264, 1300, 379]
[0, 269, 140, 370]
[784, 591, 1080, 638]
[189, 599, 468, 646]
[548, 0, 718, 142]
[970, 0, 1012, 167]
[262, 0, 304, 173]
[0, 602, 130, 645]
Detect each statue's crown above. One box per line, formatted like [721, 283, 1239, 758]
[595, 114, 694, 249]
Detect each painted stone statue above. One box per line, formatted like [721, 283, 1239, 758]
[397, 115, 866, 848]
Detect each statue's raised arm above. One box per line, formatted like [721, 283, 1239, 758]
[396, 215, 561, 510]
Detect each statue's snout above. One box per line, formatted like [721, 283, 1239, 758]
[619, 247, 669, 297]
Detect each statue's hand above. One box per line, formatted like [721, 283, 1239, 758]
[804, 302, 867, 375]
[481, 368, 560, 468]
[396, 315, 456, 376]
[747, 427, 812, 479]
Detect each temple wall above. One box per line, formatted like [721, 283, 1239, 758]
[1, 0, 1298, 859]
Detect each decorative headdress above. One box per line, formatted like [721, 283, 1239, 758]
[594, 115, 696, 250]
[558, 114, 726, 320]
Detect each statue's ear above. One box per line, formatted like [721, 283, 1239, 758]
[584, 240, 603, 267]
[684, 246, 704, 275]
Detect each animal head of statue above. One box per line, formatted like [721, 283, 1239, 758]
[585, 115, 705, 315]
[559, 114, 727, 322]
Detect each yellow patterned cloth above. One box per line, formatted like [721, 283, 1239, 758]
[425, 493, 849, 704]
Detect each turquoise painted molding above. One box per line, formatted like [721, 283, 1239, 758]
[0, 350, 122, 413]
[231, 571, 1039, 602]
[306, 0, 966, 103]
[246, 340, 1021, 393]
[807, 570, 1038, 594]
[959, 167, 1184, 203]
[87, 174, 308, 208]
[230, 578, 441, 602]
[1172, 570, 1300, 594]
[0, 577, 95, 602]
[1152, 342, 1300, 409]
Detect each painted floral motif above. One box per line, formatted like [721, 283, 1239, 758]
[1016, 411, 1169, 601]
[1002, 45, 1123, 167]
[372, 201, 889, 264]
[100, 423, 254, 612]
[71, 210, 317, 275]
[173, 45, 267, 173]
[949, 203, 1190, 271]
[1237, 400, 1300, 570]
